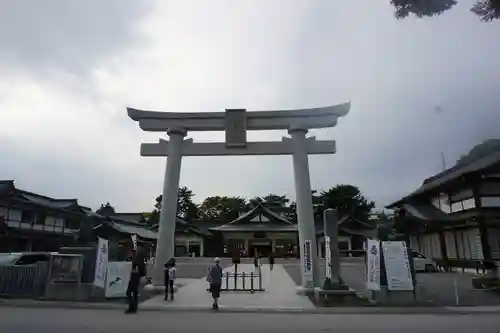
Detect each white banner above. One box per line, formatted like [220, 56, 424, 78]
[131, 234, 137, 250]
[366, 239, 381, 291]
[302, 240, 313, 280]
[105, 261, 132, 298]
[382, 241, 414, 291]
[324, 236, 332, 279]
[93, 237, 109, 288]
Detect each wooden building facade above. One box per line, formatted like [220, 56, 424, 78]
[387, 151, 500, 271]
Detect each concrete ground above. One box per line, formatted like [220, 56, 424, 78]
[283, 258, 500, 306]
[142, 263, 315, 310]
[2, 306, 500, 333]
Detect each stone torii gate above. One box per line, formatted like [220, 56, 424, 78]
[128, 103, 350, 290]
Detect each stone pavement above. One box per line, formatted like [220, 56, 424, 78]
[141, 263, 315, 311]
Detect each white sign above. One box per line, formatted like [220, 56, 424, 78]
[105, 261, 132, 298]
[93, 237, 109, 288]
[302, 240, 313, 279]
[382, 241, 414, 291]
[366, 239, 381, 291]
[324, 236, 332, 279]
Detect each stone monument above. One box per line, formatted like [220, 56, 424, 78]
[128, 103, 350, 290]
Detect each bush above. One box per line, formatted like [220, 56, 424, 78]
[472, 276, 500, 290]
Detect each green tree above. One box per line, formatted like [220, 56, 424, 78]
[198, 196, 247, 222]
[312, 185, 376, 222]
[96, 202, 116, 217]
[147, 186, 199, 226]
[456, 139, 500, 165]
[390, 0, 500, 22]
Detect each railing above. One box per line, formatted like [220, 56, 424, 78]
[208, 271, 264, 292]
[0, 263, 49, 298]
[4, 219, 78, 234]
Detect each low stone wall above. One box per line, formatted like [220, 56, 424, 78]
[44, 282, 103, 301]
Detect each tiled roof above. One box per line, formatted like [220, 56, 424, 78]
[387, 150, 500, 207]
[227, 203, 292, 225]
[210, 223, 298, 232]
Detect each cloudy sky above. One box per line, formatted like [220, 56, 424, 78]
[1, 0, 499, 212]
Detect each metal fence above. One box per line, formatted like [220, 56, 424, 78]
[0, 263, 49, 298]
[208, 271, 264, 292]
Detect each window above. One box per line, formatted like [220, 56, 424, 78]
[462, 198, 476, 210]
[21, 210, 35, 224]
[451, 201, 464, 213]
[35, 212, 47, 225]
[411, 251, 426, 259]
[481, 197, 500, 207]
[65, 219, 80, 229]
[15, 254, 49, 265]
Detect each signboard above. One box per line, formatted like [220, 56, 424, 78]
[49, 254, 82, 283]
[93, 237, 109, 288]
[382, 241, 414, 291]
[366, 239, 381, 291]
[324, 236, 332, 279]
[105, 261, 132, 298]
[302, 240, 313, 279]
[225, 109, 247, 147]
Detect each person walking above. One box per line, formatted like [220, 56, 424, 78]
[207, 257, 223, 310]
[268, 251, 275, 271]
[253, 252, 260, 272]
[164, 258, 176, 301]
[125, 249, 146, 314]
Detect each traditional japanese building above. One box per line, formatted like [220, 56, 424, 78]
[386, 151, 500, 271]
[208, 203, 297, 257]
[0, 180, 87, 252]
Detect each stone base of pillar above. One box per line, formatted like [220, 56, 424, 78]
[322, 277, 349, 291]
[295, 286, 316, 296]
[313, 287, 368, 306]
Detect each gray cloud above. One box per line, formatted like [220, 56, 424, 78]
[0, 0, 152, 75]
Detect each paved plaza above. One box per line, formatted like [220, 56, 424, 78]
[144, 257, 500, 307]
[283, 257, 500, 306]
[142, 263, 315, 311]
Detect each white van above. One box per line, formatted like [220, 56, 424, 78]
[411, 250, 438, 272]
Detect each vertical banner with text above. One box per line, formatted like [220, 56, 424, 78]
[303, 240, 313, 281]
[93, 237, 109, 288]
[366, 239, 381, 291]
[382, 241, 414, 291]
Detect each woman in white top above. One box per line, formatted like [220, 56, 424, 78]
[165, 260, 176, 301]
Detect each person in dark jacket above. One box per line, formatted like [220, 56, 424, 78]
[207, 257, 223, 310]
[268, 251, 275, 270]
[125, 250, 146, 314]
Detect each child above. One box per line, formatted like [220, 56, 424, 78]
[165, 260, 176, 301]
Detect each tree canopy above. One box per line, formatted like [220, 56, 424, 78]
[390, 0, 500, 21]
[143, 184, 375, 226]
[96, 202, 116, 217]
[312, 185, 376, 223]
[198, 196, 246, 222]
[456, 139, 500, 166]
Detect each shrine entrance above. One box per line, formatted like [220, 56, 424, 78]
[250, 240, 272, 258]
[128, 103, 350, 289]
